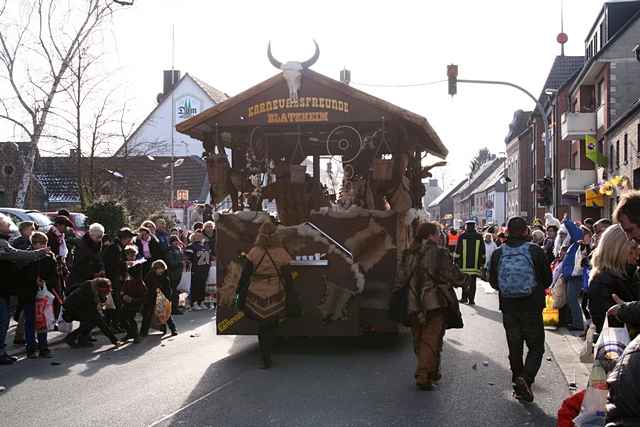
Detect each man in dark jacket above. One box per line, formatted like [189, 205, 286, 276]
[455, 220, 485, 305]
[69, 223, 105, 289]
[0, 213, 49, 364]
[102, 228, 137, 328]
[489, 216, 552, 403]
[62, 278, 119, 347]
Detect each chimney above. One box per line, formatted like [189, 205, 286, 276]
[163, 70, 181, 96]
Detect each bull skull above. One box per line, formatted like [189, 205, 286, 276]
[267, 40, 320, 102]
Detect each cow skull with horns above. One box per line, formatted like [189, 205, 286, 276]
[267, 40, 320, 102]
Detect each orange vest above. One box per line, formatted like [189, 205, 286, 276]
[447, 231, 459, 247]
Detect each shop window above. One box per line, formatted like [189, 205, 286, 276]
[616, 140, 620, 168]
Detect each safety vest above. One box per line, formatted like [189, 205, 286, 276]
[447, 231, 459, 247]
[460, 238, 482, 275]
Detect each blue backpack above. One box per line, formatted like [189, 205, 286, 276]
[497, 243, 536, 298]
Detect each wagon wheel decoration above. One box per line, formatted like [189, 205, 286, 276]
[325, 125, 364, 164]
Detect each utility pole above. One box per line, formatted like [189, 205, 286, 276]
[170, 25, 175, 210]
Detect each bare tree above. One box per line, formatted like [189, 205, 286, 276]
[0, 0, 132, 207]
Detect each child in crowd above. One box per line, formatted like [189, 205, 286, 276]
[18, 231, 57, 358]
[11, 221, 35, 250]
[141, 260, 177, 337]
[166, 236, 184, 314]
[185, 230, 210, 311]
[120, 245, 146, 343]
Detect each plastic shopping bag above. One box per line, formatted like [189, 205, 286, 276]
[579, 324, 596, 364]
[573, 361, 608, 427]
[594, 316, 630, 372]
[206, 265, 216, 285]
[177, 266, 191, 293]
[35, 286, 55, 332]
[56, 308, 73, 334]
[551, 277, 567, 309]
[151, 289, 172, 330]
[543, 293, 559, 328]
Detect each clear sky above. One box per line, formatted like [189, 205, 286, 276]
[1, 0, 613, 188]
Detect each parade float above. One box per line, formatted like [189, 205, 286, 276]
[176, 42, 448, 336]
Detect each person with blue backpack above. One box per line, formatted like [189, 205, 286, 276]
[489, 216, 552, 403]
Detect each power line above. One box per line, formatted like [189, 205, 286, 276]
[351, 79, 446, 88]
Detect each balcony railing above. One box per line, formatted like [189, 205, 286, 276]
[561, 112, 597, 142]
[561, 169, 597, 196]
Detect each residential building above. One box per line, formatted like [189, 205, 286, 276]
[536, 56, 585, 218]
[603, 100, 640, 216]
[116, 70, 228, 157]
[469, 162, 507, 226]
[452, 157, 503, 226]
[422, 178, 443, 210]
[561, 1, 640, 219]
[505, 110, 533, 220]
[427, 179, 465, 226]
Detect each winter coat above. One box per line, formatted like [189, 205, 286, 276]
[588, 269, 639, 333]
[121, 262, 147, 312]
[606, 334, 640, 426]
[10, 236, 31, 250]
[69, 234, 103, 287]
[455, 230, 485, 276]
[245, 245, 292, 320]
[166, 246, 184, 274]
[16, 253, 57, 305]
[396, 240, 466, 326]
[102, 240, 128, 290]
[144, 270, 172, 307]
[489, 236, 553, 314]
[63, 280, 106, 322]
[561, 219, 585, 280]
[0, 234, 46, 300]
[543, 237, 555, 264]
[134, 235, 165, 263]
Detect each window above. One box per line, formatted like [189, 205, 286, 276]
[624, 134, 628, 164]
[610, 145, 614, 170]
[596, 80, 605, 107]
[616, 140, 620, 168]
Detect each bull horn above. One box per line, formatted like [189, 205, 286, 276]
[267, 41, 282, 69]
[301, 40, 320, 69]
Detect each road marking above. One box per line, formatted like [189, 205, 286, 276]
[147, 376, 240, 426]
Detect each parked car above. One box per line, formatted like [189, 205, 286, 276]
[45, 212, 87, 237]
[0, 208, 53, 232]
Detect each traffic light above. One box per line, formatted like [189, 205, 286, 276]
[536, 177, 553, 206]
[447, 64, 458, 96]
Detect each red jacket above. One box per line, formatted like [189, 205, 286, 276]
[557, 389, 585, 427]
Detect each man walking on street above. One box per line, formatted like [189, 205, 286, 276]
[455, 220, 485, 305]
[489, 216, 552, 403]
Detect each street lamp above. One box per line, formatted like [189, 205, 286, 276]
[498, 152, 511, 225]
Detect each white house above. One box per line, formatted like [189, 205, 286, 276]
[116, 70, 228, 157]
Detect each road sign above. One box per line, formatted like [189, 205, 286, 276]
[176, 189, 189, 201]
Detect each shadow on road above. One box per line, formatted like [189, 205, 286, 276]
[153, 330, 558, 427]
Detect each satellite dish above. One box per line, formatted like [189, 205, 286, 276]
[147, 155, 155, 161]
[174, 158, 184, 167]
[162, 162, 170, 168]
[164, 175, 171, 182]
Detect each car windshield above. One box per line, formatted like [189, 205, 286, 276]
[27, 211, 53, 230]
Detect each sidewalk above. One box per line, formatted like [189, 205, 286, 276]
[5, 306, 216, 358]
[476, 280, 591, 390]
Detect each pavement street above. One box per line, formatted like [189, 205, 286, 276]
[0, 283, 577, 427]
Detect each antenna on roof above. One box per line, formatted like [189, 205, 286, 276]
[557, 0, 568, 56]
